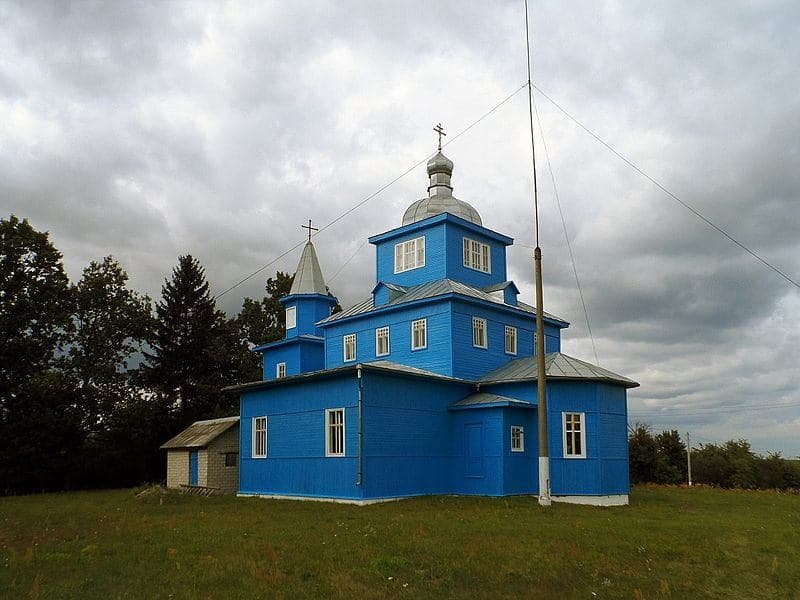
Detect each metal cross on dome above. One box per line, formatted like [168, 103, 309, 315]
[433, 122, 446, 152]
[301, 219, 318, 242]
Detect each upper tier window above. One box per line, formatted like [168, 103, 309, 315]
[463, 237, 491, 273]
[343, 333, 356, 362]
[394, 236, 425, 273]
[285, 306, 296, 329]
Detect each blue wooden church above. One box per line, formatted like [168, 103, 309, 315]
[231, 147, 638, 505]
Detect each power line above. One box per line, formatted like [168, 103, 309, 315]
[532, 84, 800, 290]
[328, 239, 368, 283]
[531, 91, 599, 365]
[630, 400, 800, 417]
[213, 82, 528, 300]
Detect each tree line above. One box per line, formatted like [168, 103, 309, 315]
[0, 215, 300, 494]
[629, 424, 800, 490]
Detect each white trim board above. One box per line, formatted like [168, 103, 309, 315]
[551, 494, 629, 507]
[238, 493, 401, 506]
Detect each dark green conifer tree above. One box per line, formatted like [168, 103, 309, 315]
[143, 255, 232, 426]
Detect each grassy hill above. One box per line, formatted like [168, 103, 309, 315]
[1, 486, 798, 598]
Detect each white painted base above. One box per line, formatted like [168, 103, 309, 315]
[551, 494, 629, 507]
[237, 492, 401, 506]
[538, 456, 551, 506]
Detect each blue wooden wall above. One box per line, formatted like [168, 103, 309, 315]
[282, 294, 337, 338]
[369, 214, 513, 289]
[324, 302, 453, 375]
[238, 371, 629, 500]
[361, 372, 471, 498]
[450, 299, 537, 380]
[239, 374, 362, 500]
[443, 220, 508, 288]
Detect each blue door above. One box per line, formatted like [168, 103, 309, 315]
[465, 424, 483, 478]
[189, 451, 198, 486]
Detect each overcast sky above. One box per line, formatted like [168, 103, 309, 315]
[2, 1, 798, 455]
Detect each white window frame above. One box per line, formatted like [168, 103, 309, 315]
[563, 412, 587, 459]
[463, 237, 491, 273]
[511, 426, 524, 452]
[504, 325, 517, 355]
[375, 326, 390, 357]
[343, 333, 356, 362]
[252, 416, 267, 458]
[393, 236, 425, 273]
[325, 408, 346, 457]
[285, 306, 296, 329]
[472, 317, 487, 349]
[411, 318, 427, 350]
[276, 362, 286, 378]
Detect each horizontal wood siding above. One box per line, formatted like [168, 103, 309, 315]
[239, 374, 362, 499]
[374, 222, 446, 287]
[325, 302, 453, 376]
[361, 372, 471, 498]
[597, 383, 630, 495]
[444, 221, 508, 287]
[450, 300, 537, 380]
[284, 296, 336, 338]
[450, 408, 504, 495]
[298, 340, 325, 373]
[547, 381, 602, 496]
[261, 344, 300, 380]
[502, 407, 537, 495]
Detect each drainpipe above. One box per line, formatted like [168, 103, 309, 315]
[356, 365, 363, 486]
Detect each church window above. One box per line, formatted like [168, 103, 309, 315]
[375, 326, 390, 357]
[411, 318, 427, 350]
[285, 306, 296, 329]
[472, 317, 487, 348]
[343, 334, 356, 362]
[505, 326, 517, 355]
[394, 236, 425, 273]
[325, 408, 345, 457]
[463, 237, 491, 273]
[276, 362, 286, 378]
[563, 413, 586, 458]
[511, 426, 524, 452]
[252, 416, 267, 458]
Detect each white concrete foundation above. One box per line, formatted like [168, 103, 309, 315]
[551, 494, 629, 507]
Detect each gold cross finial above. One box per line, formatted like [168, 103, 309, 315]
[433, 122, 446, 152]
[301, 219, 319, 242]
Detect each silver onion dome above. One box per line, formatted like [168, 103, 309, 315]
[401, 151, 482, 226]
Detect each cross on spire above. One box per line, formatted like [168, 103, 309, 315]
[301, 219, 318, 243]
[433, 122, 446, 152]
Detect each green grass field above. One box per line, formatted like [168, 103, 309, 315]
[1, 486, 798, 599]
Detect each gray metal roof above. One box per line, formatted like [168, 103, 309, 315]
[451, 392, 533, 408]
[364, 359, 467, 382]
[402, 151, 482, 226]
[318, 278, 565, 325]
[289, 240, 328, 295]
[160, 416, 239, 450]
[480, 352, 639, 388]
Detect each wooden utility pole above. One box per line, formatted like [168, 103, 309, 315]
[686, 432, 693, 486]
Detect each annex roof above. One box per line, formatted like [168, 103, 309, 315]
[318, 278, 566, 326]
[289, 240, 328, 295]
[480, 352, 639, 388]
[450, 392, 534, 410]
[160, 416, 239, 450]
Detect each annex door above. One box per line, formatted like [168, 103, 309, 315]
[189, 450, 198, 486]
[464, 423, 484, 478]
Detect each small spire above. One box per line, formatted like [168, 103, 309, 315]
[289, 223, 327, 295]
[433, 122, 446, 152]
